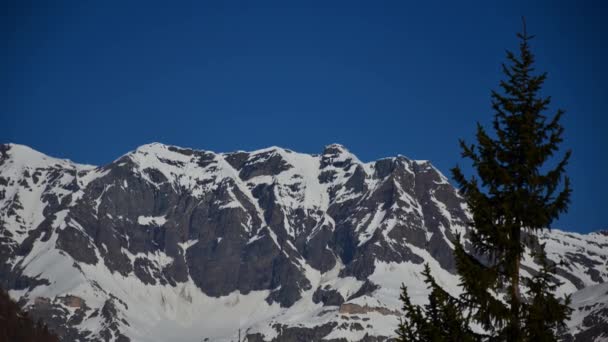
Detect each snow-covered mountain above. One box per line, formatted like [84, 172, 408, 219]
[0, 143, 606, 342]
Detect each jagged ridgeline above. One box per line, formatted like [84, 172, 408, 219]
[0, 143, 606, 341]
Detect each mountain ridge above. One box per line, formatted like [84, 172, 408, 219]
[0, 143, 606, 341]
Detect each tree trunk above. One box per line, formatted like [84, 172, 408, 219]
[510, 225, 521, 341]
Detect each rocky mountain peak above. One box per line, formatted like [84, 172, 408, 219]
[321, 143, 361, 170]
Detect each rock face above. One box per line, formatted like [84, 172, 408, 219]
[0, 143, 606, 342]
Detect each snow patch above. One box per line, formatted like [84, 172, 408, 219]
[138, 216, 167, 226]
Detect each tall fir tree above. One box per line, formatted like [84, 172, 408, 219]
[397, 20, 572, 342]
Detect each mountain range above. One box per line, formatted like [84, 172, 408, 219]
[0, 143, 606, 341]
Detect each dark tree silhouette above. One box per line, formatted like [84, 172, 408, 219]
[0, 289, 60, 342]
[397, 20, 572, 342]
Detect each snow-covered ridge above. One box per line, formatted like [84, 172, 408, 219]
[0, 142, 605, 342]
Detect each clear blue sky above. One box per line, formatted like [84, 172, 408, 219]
[2, 1, 606, 233]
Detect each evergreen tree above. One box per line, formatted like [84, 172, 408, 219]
[397, 20, 572, 342]
[0, 288, 60, 342]
[397, 264, 478, 342]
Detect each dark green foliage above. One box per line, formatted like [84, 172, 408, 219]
[396, 264, 478, 342]
[521, 246, 572, 341]
[397, 20, 572, 342]
[0, 288, 60, 342]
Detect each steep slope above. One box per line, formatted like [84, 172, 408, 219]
[0, 143, 606, 341]
[569, 281, 608, 341]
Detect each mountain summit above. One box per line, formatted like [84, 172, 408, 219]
[0, 143, 606, 341]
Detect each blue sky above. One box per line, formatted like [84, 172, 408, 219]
[2, 1, 606, 233]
